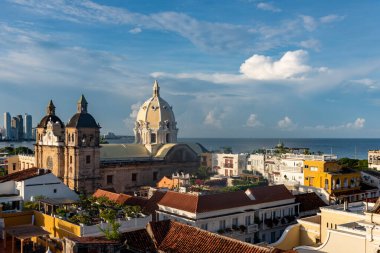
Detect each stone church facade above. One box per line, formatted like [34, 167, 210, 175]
[35, 81, 203, 194]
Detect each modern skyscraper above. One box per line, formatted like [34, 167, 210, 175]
[17, 115, 23, 140]
[24, 113, 32, 140]
[11, 117, 19, 140]
[3, 112, 11, 140]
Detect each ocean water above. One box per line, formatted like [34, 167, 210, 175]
[1, 138, 379, 159]
[178, 138, 380, 160]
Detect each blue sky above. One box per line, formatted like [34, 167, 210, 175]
[1, 0, 380, 138]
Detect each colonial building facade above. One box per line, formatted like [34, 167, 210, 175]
[35, 81, 203, 193]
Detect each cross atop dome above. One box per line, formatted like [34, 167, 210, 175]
[153, 80, 160, 97]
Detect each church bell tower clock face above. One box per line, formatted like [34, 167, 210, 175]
[46, 156, 53, 170]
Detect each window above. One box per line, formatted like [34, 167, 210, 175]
[53, 189, 57, 193]
[107, 175, 113, 185]
[70, 156, 72, 164]
[232, 218, 238, 227]
[219, 220, 226, 230]
[86, 155, 91, 164]
[245, 215, 251, 226]
[166, 133, 170, 143]
[153, 171, 158, 181]
[132, 173, 137, 182]
[12, 163, 16, 171]
[271, 231, 276, 243]
[326, 222, 329, 228]
[201, 223, 208, 230]
[151, 133, 156, 143]
[262, 234, 266, 242]
[310, 166, 318, 171]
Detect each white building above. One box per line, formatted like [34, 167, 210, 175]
[368, 150, 380, 170]
[361, 170, 380, 190]
[0, 167, 78, 212]
[213, 153, 248, 177]
[276, 156, 304, 186]
[156, 184, 299, 244]
[246, 154, 265, 175]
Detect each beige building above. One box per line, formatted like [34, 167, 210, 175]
[272, 200, 380, 253]
[35, 81, 203, 194]
[6, 154, 35, 174]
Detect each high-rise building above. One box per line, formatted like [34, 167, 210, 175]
[16, 115, 23, 140]
[3, 112, 11, 140]
[24, 113, 32, 140]
[11, 117, 19, 140]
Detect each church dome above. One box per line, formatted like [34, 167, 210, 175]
[66, 95, 100, 128]
[136, 80, 176, 129]
[37, 100, 64, 128]
[67, 113, 99, 128]
[134, 81, 178, 145]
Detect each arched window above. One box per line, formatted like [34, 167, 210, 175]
[166, 133, 170, 143]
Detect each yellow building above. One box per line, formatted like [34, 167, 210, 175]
[303, 160, 361, 195]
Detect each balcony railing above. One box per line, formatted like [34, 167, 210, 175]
[223, 163, 234, 168]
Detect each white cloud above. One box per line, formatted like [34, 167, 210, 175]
[240, 50, 312, 80]
[320, 15, 345, 23]
[204, 111, 221, 128]
[123, 102, 142, 129]
[277, 116, 296, 130]
[153, 50, 323, 83]
[346, 118, 365, 129]
[299, 39, 321, 51]
[300, 15, 317, 31]
[350, 78, 377, 89]
[129, 27, 142, 34]
[256, 2, 281, 12]
[245, 114, 263, 127]
[306, 118, 366, 130]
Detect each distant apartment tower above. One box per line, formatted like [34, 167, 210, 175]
[3, 112, 11, 140]
[24, 114, 32, 140]
[11, 117, 19, 140]
[16, 115, 23, 140]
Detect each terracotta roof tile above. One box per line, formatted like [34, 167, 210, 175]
[158, 185, 294, 213]
[295, 192, 327, 213]
[93, 189, 148, 206]
[147, 220, 288, 253]
[0, 168, 50, 183]
[122, 229, 156, 252]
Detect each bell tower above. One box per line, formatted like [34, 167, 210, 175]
[64, 95, 101, 193]
[35, 100, 65, 178]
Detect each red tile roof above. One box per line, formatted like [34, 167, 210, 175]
[158, 184, 294, 213]
[93, 189, 148, 206]
[124, 220, 292, 253]
[295, 192, 327, 213]
[0, 168, 50, 183]
[148, 220, 289, 253]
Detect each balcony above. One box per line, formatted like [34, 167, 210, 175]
[223, 163, 234, 168]
[247, 224, 258, 233]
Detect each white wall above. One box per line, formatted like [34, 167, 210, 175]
[19, 173, 78, 201]
[0, 181, 17, 195]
